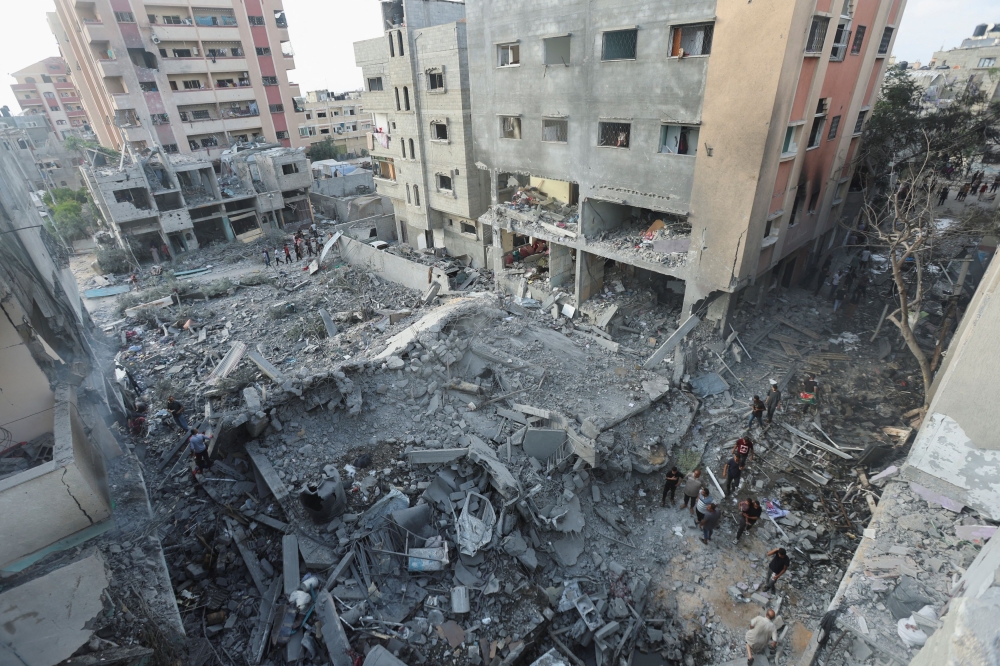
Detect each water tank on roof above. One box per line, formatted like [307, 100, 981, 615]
[973, 24, 988, 37]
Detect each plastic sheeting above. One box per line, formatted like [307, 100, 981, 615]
[455, 492, 496, 556]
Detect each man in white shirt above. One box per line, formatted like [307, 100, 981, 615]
[745, 609, 778, 665]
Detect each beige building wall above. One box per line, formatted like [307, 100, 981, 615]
[300, 90, 371, 156]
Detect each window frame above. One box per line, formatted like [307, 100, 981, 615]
[500, 115, 522, 140]
[853, 109, 868, 135]
[658, 124, 699, 155]
[781, 124, 801, 157]
[827, 115, 841, 140]
[543, 35, 571, 66]
[497, 43, 520, 68]
[877, 26, 893, 55]
[598, 121, 632, 149]
[436, 173, 454, 192]
[541, 117, 568, 144]
[601, 28, 638, 61]
[368, 77, 383, 92]
[850, 25, 866, 54]
[805, 17, 830, 54]
[670, 23, 714, 57]
[830, 21, 851, 61]
[431, 121, 449, 142]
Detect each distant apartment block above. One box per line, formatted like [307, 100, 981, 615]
[921, 23, 1000, 107]
[0, 110, 87, 190]
[9, 57, 93, 140]
[466, 0, 905, 324]
[354, 0, 492, 267]
[299, 89, 372, 158]
[48, 0, 306, 160]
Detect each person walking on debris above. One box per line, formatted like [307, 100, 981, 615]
[306, 237, 315, 257]
[724, 454, 744, 495]
[800, 373, 818, 414]
[733, 436, 754, 467]
[188, 429, 213, 476]
[262, 248, 271, 268]
[166, 395, 189, 432]
[283, 243, 292, 264]
[765, 380, 782, 425]
[745, 609, 779, 666]
[699, 503, 720, 544]
[682, 469, 703, 517]
[828, 269, 843, 301]
[661, 466, 681, 506]
[937, 185, 950, 206]
[735, 498, 762, 543]
[832, 283, 848, 313]
[764, 547, 790, 592]
[294, 237, 303, 261]
[274, 246, 283, 265]
[747, 395, 765, 430]
[991, 175, 1000, 193]
[695, 487, 715, 525]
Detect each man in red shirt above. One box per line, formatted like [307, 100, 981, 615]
[733, 436, 754, 467]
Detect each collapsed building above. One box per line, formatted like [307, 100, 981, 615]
[84, 142, 312, 257]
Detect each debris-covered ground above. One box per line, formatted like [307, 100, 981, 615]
[65, 234, 958, 666]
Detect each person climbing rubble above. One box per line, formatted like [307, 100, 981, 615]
[166, 395, 189, 432]
[188, 429, 213, 476]
[682, 469, 703, 517]
[745, 609, 778, 666]
[661, 466, 681, 506]
[763, 547, 790, 592]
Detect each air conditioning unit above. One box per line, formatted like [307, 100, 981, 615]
[192, 47, 199, 56]
[151, 33, 161, 44]
[242, 72, 249, 78]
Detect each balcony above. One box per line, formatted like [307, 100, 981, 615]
[67, 109, 89, 118]
[159, 57, 248, 75]
[110, 93, 132, 110]
[11, 83, 33, 91]
[170, 87, 217, 105]
[96, 58, 121, 77]
[17, 98, 44, 107]
[81, 20, 107, 43]
[223, 115, 262, 132]
[53, 81, 76, 90]
[122, 124, 148, 142]
[214, 86, 257, 103]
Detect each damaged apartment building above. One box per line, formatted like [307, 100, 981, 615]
[354, 0, 493, 268]
[460, 0, 903, 327]
[84, 142, 312, 256]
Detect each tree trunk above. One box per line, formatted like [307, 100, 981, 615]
[890, 256, 933, 407]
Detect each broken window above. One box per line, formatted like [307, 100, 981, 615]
[807, 116, 825, 148]
[851, 25, 866, 54]
[497, 43, 520, 67]
[806, 17, 830, 53]
[182, 79, 202, 89]
[782, 125, 799, 154]
[853, 110, 867, 134]
[542, 118, 568, 143]
[368, 77, 383, 91]
[432, 122, 448, 140]
[151, 113, 169, 124]
[877, 26, 893, 55]
[201, 136, 218, 147]
[373, 157, 396, 181]
[282, 163, 300, 175]
[113, 187, 151, 208]
[191, 109, 211, 120]
[659, 125, 698, 155]
[139, 82, 158, 92]
[543, 35, 571, 65]
[163, 143, 179, 153]
[827, 115, 841, 140]
[598, 121, 630, 148]
[461, 222, 477, 236]
[830, 21, 851, 61]
[671, 23, 714, 56]
[979, 57, 997, 68]
[172, 49, 192, 58]
[276, 130, 289, 140]
[602, 29, 637, 61]
[413, 185, 420, 206]
[428, 71, 444, 90]
[500, 116, 521, 139]
[437, 173, 453, 191]
[274, 10, 287, 28]
[163, 15, 183, 24]
[807, 189, 821, 213]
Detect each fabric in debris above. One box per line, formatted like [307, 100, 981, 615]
[763, 498, 788, 519]
[887, 576, 933, 620]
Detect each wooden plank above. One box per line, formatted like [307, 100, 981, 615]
[776, 316, 822, 340]
[643, 315, 700, 370]
[283, 534, 300, 596]
[226, 517, 268, 596]
[778, 339, 801, 359]
[779, 423, 854, 460]
[247, 349, 285, 382]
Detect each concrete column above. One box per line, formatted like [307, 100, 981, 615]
[575, 250, 605, 304]
[706, 291, 737, 333]
[222, 216, 236, 242]
[549, 243, 574, 289]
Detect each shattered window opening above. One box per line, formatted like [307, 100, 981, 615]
[500, 116, 521, 140]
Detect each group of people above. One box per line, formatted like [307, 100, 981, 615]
[936, 171, 999, 205]
[261, 226, 327, 269]
[166, 395, 213, 476]
[812, 253, 871, 319]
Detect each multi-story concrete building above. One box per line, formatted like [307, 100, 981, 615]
[923, 23, 1000, 106]
[0, 110, 88, 190]
[466, 0, 905, 326]
[48, 0, 306, 160]
[84, 143, 311, 256]
[354, 0, 492, 267]
[9, 57, 93, 140]
[298, 89, 372, 158]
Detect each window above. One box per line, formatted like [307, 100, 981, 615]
[163, 143, 179, 153]
[853, 110, 867, 134]
[401, 139, 407, 158]
[368, 77, 383, 91]
[151, 113, 169, 124]
[374, 157, 396, 180]
[56, 120, 67, 125]
[397, 31, 404, 57]
[782, 126, 799, 154]
[182, 79, 202, 89]
[461, 222, 477, 236]
[262, 76, 278, 86]
[148, 13, 156, 23]
[406, 184, 411, 203]
[830, 22, 851, 60]
[389, 33, 395, 57]
[191, 109, 211, 120]
[276, 130, 289, 139]
[408, 138, 414, 157]
[274, 10, 287, 28]
[59, 92, 71, 97]
[542, 118, 568, 143]
[807, 117, 825, 148]
[432, 122, 448, 140]
[200, 136, 218, 147]
[827, 115, 841, 140]
[172, 49, 192, 58]
[163, 15, 182, 24]
[282, 163, 299, 175]
[850, 25, 866, 54]
[500, 116, 521, 139]
[428, 71, 444, 90]
[437, 174, 453, 191]
[57, 77, 66, 82]
[413, 185, 419, 206]
[248, 15, 264, 25]
[807, 190, 820, 213]
[877, 27, 893, 55]
[599, 121, 631, 148]
[602, 29, 637, 60]
[139, 82, 158, 92]
[543, 35, 571, 65]
[256, 46, 271, 56]
[806, 17, 830, 53]
[50, 106, 60, 111]
[24, 77, 35, 83]
[403, 87, 410, 110]
[659, 125, 698, 154]
[498, 43, 520, 67]
[394, 88, 401, 110]
[671, 23, 714, 56]
[978, 57, 997, 68]
[269, 103, 284, 113]
[44, 92, 55, 98]
[114, 11, 135, 22]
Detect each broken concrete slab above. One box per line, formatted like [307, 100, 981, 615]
[689, 372, 730, 398]
[551, 532, 585, 567]
[407, 448, 469, 464]
[467, 435, 518, 497]
[282, 535, 299, 596]
[316, 590, 353, 666]
[226, 517, 269, 596]
[955, 525, 997, 542]
[909, 481, 965, 513]
[522, 428, 566, 460]
[363, 645, 409, 666]
[298, 536, 338, 569]
[205, 341, 248, 385]
[643, 314, 700, 370]
[319, 309, 339, 337]
[243, 387, 262, 413]
[247, 349, 285, 382]
[124, 294, 174, 318]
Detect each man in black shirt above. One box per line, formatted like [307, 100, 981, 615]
[764, 380, 782, 425]
[661, 466, 681, 506]
[735, 499, 762, 543]
[724, 455, 743, 495]
[167, 395, 189, 432]
[763, 547, 790, 591]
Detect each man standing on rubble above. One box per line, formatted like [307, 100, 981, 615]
[661, 466, 681, 506]
[699, 503, 720, 544]
[747, 395, 765, 430]
[735, 498, 762, 543]
[283, 243, 292, 264]
[733, 436, 754, 467]
[763, 547, 790, 592]
[166, 395, 189, 432]
[682, 469, 703, 517]
[262, 248, 271, 268]
[695, 487, 715, 525]
[745, 609, 779, 665]
[765, 380, 782, 425]
[188, 429, 213, 475]
[800, 374, 819, 414]
[724, 454, 744, 495]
